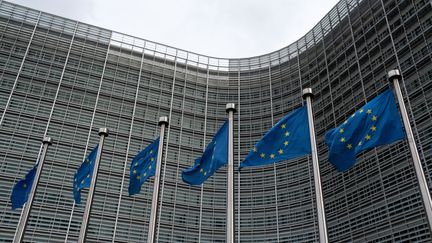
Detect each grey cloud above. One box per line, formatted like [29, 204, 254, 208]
[8, 0, 95, 21]
[7, 0, 339, 58]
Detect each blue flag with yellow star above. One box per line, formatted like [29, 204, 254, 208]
[11, 164, 37, 209]
[325, 88, 405, 172]
[182, 121, 228, 185]
[239, 106, 311, 169]
[73, 145, 98, 204]
[128, 137, 159, 196]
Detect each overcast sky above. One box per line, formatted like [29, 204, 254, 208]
[7, 0, 340, 58]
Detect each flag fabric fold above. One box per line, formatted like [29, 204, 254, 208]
[325, 88, 405, 172]
[73, 145, 98, 204]
[240, 106, 311, 169]
[182, 121, 228, 185]
[128, 137, 160, 196]
[11, 164, 37, 209]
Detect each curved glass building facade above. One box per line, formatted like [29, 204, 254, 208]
[0, 0, 432, 242]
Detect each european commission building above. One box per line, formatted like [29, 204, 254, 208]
[1, 0, 432, 242]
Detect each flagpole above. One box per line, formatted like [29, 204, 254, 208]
[226, 103, 236, 243]
[147, 116, 168, 243]
[78, 128, 109, 243]
[388, 69, 432, 231]
[13, 136, 53, 243]
[302, 88, 328, 243]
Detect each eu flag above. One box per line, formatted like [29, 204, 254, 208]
[182, 121, 228, 185]
[239, 106, 311, 169]
[11, 165, 37, 209]
[73, 145, 98, 204]
[128, 138, 159, 196]
[325, 89, 405, 172]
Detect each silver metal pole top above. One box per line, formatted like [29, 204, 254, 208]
[226, 103, 236, 113]
[388, 69, 401, 81]
[42, 137, 53, 145]
[302, 88, 314, 99]
[98, 128, 109, 136]
[158, 116, 169, 126]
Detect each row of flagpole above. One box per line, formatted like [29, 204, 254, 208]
[13, 137, 52, 243]
[77, 128, 108, 243]
[10, 69, 432, 242]
[303, 89, 328, 243]
[389, 70, 432, 229]
[147, 117, 168, 243]
[226, 103, 236, 243]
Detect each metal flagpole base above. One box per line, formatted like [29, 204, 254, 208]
[42, 137, 53, 145]
[226, 103, 236, 113]
[158, 116, 168, 126]
[387, 69, 402, 81]
[302, 88, 314, 99]
[98, 128, 109, 137]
